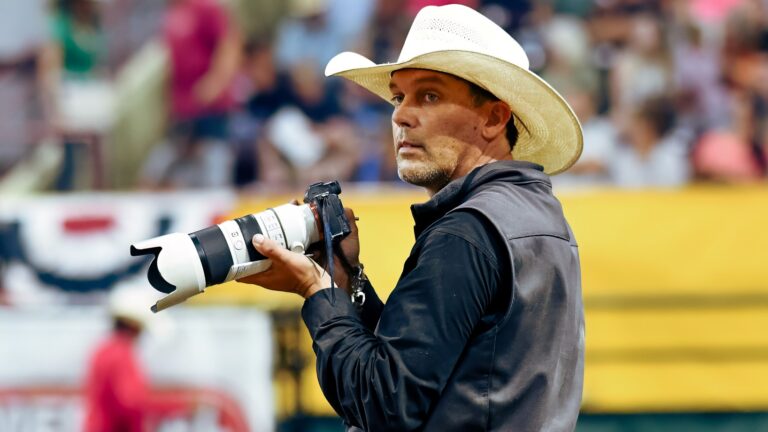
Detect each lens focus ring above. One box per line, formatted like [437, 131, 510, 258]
[234, 214, 265, 262]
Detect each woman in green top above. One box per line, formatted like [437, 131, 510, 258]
[51, 0, 110, 190]
[52, 0, 106, 78]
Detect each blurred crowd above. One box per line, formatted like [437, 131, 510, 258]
[2, 0, 768, 192]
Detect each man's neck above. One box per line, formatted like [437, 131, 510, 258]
[427, 152, 513, 196]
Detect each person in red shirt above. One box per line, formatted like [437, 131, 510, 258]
[83, 289, 190, 432]
[141, 0, 242, 189]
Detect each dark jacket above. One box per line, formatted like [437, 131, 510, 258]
[302, 161, 584, 431]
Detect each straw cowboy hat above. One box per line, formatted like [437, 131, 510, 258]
[325, 4, 583, 174]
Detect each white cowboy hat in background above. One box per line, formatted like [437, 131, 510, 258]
[325, 4, 583, 175]
[108, 285, 158, 330]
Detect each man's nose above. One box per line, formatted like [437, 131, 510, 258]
[392, 102, 418, 129]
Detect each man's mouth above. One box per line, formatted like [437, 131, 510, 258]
[397, 140, 423, 151]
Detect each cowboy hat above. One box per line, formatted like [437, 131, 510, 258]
[324, 4, 583, 174]
[108, 286, 156, 330]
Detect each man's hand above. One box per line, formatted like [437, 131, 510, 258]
[238, 234, 332, 299]
[311, 207, 361, 292]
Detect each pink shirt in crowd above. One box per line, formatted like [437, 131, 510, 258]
[163, 0, 234, 120]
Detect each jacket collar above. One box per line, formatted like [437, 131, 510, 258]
[410, 161, 549, 238]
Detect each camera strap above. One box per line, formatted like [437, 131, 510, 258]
[319, 197, 338, 303]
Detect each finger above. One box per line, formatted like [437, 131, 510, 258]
[252, 234, 293, 263]
[344, 207, 359, 231]
[238, 271, 274, 286]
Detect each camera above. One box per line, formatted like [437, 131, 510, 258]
[131, 181, 351, 313]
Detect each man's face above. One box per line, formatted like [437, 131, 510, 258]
[389, 69, 489, 192]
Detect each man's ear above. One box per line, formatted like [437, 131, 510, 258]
[482, 101, 512, 141]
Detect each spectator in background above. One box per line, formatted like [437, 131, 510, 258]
[479, 0, 532, 33]
[693, 130, 763, 182]
[258, 61, 360, 188]
[141, 0, 241, 189]
[275, 0, 348, 75]
[84, 288, 193, 432]
[52, 0, 106, 79]
[326, 0, 377, 45]
[719, 1, 768, 177]
[234, 40, 363, 188]
[670, 22, 729, 132]
[608, 96, 692, 188]
[338, 77, 398, 182]
[539, 12, 599, 102]
[688, 84, 765, 183]
[242, 41, 295, 124]
[229, 40, 295, 186]
[358, 0, 411, 63]
[555, 82, 619, 187]
[331, 0, 409, 182]
[0, 0, 58, 178]
[610, 13, 674, 130]
[51, 0, 113, 190]
[535, 11, 618, 187]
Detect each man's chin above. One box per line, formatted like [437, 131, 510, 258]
[397, 162, 448, 189]
[397, 161, 426, 183]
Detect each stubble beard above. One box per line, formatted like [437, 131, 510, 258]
[396, 152, 454, 191]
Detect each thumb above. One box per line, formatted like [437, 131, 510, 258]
[252, 234, 290, 262]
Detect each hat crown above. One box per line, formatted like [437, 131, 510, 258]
[397, 4, 529, 70]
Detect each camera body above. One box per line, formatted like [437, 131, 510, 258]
[131, 181, 350, 312]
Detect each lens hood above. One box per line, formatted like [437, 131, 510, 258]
[130, 233, 207, 312]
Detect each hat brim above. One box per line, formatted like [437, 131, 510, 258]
[326, 50, 583, 175]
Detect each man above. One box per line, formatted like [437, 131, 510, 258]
[83, 288, 191, 431]
[241, 4, 584, 431]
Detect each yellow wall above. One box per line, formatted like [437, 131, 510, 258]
[564, 185, 768, 412]
[194, 185, 768, 415]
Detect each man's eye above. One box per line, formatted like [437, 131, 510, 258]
[391, 95, 404, 105]
[425, 93, 439, 103]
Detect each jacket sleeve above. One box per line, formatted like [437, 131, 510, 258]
[301, 223, 500, 431]
[358, 279, 384, 331]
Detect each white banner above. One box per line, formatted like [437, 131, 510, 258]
[0, 306, 274, 431]
[0, 192, 235, 306]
